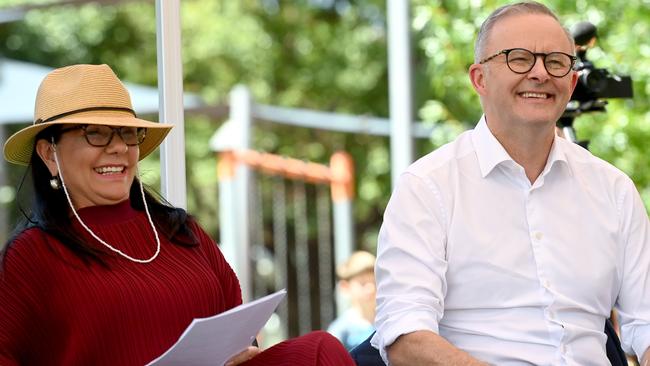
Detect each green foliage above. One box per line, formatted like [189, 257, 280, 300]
[2, 0, 650, 249]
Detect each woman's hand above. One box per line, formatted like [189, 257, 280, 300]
[224, 346, 262, 366]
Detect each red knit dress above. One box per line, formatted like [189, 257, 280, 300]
[0, 200, 353, 366]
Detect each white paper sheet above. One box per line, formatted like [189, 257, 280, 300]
[146, 289, 287, 366]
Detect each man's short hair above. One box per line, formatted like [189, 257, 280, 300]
[474, 1, 574, 63]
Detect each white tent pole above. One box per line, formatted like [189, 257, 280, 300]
[387, 0, 414, 187]
[231, 86, 253, 301]
[155, 0, 187, 208]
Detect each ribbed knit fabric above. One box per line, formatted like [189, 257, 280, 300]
[0, 201, 354, 366]
[0, 200, 241, 366]
[242, 331, 355, 366]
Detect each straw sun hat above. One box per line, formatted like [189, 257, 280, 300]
[3, 64, 173, 166]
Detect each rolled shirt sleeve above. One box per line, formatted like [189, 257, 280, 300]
[371, 172, 449, 363]
[616, 177, 650, 359]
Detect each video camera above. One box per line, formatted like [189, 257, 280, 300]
[561, 21, 633, 120]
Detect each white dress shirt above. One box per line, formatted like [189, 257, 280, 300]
[372, 117, 650, 365]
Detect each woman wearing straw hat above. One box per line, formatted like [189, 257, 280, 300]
[0, 64, 354, 366]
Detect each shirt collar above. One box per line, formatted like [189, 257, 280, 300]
[471, 115, 571, 178]
[471, 115, 513, 178]
[543, 134, 572, 177]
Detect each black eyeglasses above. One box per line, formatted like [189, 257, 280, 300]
[479, 48, 577, 78]
[60, 125, 147, 147]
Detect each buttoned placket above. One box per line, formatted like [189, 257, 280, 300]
[525, 166, 571, 364]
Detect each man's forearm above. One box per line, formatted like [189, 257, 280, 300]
[641, 347, 650, 366]
[387, 330, 489, 366]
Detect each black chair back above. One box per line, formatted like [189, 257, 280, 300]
[605, 319, 628, 366]
[349, 332, 383, 366]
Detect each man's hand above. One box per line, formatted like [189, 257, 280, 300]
[224, 346, 262, 366]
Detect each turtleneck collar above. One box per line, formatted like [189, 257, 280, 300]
[76, 199, 139, 226]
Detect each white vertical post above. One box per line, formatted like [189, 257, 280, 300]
[330, 151, 355, 317]
[218, 166, 237, 274]
[230, 85, 253, 302]
[155, 0, 187, 208]
[387, 0, 414, 187]
[330, 151, 355, 268]
[333, 198, 353, 317]
[333, 200, 353, 267]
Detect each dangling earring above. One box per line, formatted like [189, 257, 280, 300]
[48, 138, 61, 190]
[49, 176, 61, 190]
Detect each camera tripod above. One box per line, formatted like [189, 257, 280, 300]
[557, 115, 589, 149]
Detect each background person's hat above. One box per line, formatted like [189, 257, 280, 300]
[336, 251, 376, 280]
[3, 64, 174, 165]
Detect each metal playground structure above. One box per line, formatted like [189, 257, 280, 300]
[210, 85, 433, 338]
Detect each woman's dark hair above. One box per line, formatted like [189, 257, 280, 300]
[2, 125, 198, 266]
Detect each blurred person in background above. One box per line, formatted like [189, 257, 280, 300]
[328, 250, 377, 350]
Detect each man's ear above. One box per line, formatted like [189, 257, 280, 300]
[469, 63, 488, 96]
[569, 70, 579, 93]
[35, 139, 59, 176]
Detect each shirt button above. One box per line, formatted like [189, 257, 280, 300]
[534, 232, 543, 240]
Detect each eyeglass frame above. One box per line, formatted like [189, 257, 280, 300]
[479, 48, 577, 78]
[58, 124, 147, 147]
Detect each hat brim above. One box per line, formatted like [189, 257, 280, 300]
[4, 115, 173, 166]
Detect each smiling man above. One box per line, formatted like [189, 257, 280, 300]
[371, 2, 650, 365]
